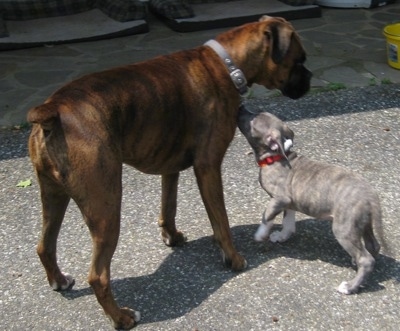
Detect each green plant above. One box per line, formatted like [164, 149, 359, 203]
[381, 78, 393, 85]
[369, 77, 377, 86]
[13, 122, 30, 130]
[325, 82, 346, 91]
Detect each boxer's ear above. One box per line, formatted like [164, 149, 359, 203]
[259, 15, 271, 22]
[259, 15, 287, 23]
[269, 23, 293, 64]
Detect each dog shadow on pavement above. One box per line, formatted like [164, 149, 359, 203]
[60, 222, 399, 325]
[255, 219, 400, 291]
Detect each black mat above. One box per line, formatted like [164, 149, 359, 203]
[155, 0, 321, 32]
[0, 9, 149, 51]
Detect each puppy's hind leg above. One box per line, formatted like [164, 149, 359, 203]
[333, 222, 375, 295]
[270, 209, 296, 243]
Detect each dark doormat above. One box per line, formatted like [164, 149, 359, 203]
[0, 9, 149, 51]
[150, 0, 321, 33]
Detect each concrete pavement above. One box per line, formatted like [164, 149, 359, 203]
[0, 4, 399, 331]
[1, 4, 400, 128]
[1, 83, 399, 330]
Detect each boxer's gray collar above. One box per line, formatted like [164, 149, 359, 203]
[204, 39, 249, 96]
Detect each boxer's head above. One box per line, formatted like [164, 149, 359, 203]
[257, 16, 312, 99]
[217, 16, 312, 99]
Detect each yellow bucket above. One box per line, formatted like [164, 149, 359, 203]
[383, 23, 400, 69]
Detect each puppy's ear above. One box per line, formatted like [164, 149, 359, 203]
[265, 129, 284, 152]
[283, 125, 294, 140]
[266, 22, 293, 64]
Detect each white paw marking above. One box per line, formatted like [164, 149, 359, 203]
[161, 231, 172, 246]
[134, 310, 141, 322]
[269, 230, 291, 243]
[108, 309, 140, 328]
[337, 282, 351, 295]
[254, 224, 270, 242]
[51, 273, 74, 290]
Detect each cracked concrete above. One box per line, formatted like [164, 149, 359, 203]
[0, 4, 400, 128]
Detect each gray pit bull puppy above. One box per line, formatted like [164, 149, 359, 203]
[237, 106, 384, 294]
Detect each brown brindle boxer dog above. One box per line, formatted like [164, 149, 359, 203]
[28, 16, 311, 329]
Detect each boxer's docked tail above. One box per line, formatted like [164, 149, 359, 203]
[27, 102, 58, 131]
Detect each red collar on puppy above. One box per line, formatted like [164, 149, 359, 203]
[258, 154, 285, 167]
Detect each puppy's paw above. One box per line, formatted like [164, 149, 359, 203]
[269, 230, 291, 243]
[254, 224, 270, 242]
[337, 281, 356, 295]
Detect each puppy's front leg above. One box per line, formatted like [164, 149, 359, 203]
[254, 197, 289, 242]
[270, 209, 296, 243]
[254, 220, 274, 242]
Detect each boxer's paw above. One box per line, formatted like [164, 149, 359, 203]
[51, 273, 75, 291]
[220, 249, 248, 271]
[161, 229, 187, 247]
[108, 307, 140, 330]
[269, 230, 292, 243]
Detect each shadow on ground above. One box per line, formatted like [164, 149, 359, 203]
[57, 222, 399, 325]
[247, 84, 400, 122]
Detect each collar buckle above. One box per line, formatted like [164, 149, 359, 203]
[230, 69, 248, 94]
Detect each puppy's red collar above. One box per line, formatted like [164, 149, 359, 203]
[258, 154, 285, 167]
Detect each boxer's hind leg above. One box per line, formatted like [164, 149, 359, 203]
[75, 160, 140, 329]
[35, 173, 75, 291]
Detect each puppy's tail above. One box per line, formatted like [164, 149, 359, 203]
[27, 103, 58, 131]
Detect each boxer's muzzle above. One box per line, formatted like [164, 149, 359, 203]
[282, 64, 312, 100]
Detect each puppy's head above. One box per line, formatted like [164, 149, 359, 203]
[238, 109, 294, 163]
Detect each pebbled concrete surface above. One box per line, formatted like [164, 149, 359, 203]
[0, 84, 399, 330]
[1, 4, 400, 128]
